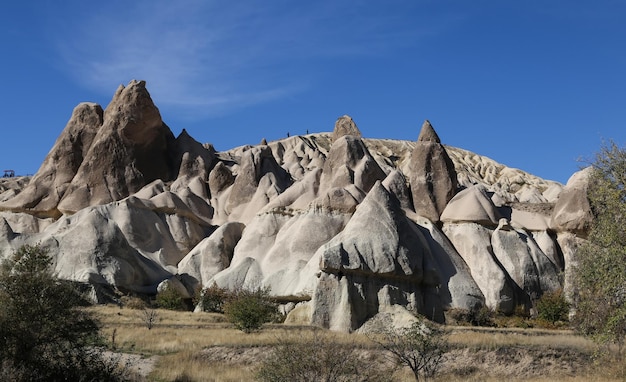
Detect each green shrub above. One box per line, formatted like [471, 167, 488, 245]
[196, 283, 230, 313]
[223, 287, 277, 333]
[0, 244, 129, 381]
[536, 289, 570, 323]
[447, 306, 494, 327]
[156, 285, 188, 311]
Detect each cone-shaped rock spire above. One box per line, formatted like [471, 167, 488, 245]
[408, 120, 458, 222]
[57, 80, 176, 213]
[417, 120, 441, 143]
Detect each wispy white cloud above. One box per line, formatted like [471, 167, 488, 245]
[54, 0, 444, 119]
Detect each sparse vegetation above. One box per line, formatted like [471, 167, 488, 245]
[446, 306, 495, 327]
[536, 289, 570, 324]
[196, 282, 230, 313]
[0, 244, 129, 381]
[142, 308, 160, 330]
[370, 318, 449, 381]
[256, 331, 389, 382]
[85, 304, 621, 381]
[223, 287, 278, 333]
[156, 285, 189, 311]
[573, 141, 626, 352]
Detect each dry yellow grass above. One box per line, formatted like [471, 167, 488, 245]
[87, 305, 623, 382]
[448, 326, 597, 351]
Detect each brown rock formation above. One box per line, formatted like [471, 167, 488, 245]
[0, 102, 103, 218]
[550, 168, 593, 236]
[57, 80, 176, 213]
[408, 120, 458, 222]
[331, 115, 362, 142]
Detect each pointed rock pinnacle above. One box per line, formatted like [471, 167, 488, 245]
[417, 120, 441, 143]
[332, 115, 362, 141]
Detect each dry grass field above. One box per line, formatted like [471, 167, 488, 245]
[88, 305, 625, 382]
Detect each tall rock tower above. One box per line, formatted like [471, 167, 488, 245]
[408, 120, 458, 222]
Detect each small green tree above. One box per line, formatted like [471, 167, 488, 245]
[156, 284, 188, 311]
[223, 287, 277, 333]
[0, 244, 128, 381]
[371, 318, 448, 381]
[196, 282, 230, 313]
[573, 141, 626, 351]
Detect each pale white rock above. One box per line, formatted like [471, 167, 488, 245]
[382, 170, 414, 211]
[356, 305, 421, 334]
[491, 226, 560, 297]
[178, 222, 245, 291]
[157, 276, 192, 299]
[516, 186, 548, 203]
[556, 232, 585, 300]
[284, 301, 312, 325]
[311, 182, 443, 331]
[43, 204, 173, 293]
[133, 180, 167, 200]
[261, 169, 322, 212]
[532, 231, 564, 271]
[319, 135, 386, 194]
[0, 212, 54, 234]
[440, 184, 501, 226]
[413, 218, 485, 311]
[175, 187, 214, 225]
[509, 208, 551, 231]
[550, 168, 593, 236]
[442, 222, 517, 314]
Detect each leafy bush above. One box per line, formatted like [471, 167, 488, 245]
[196, 283, 230, 313]
[446, 306, 494, 327]
[573, 141, 626, 349]
[223, 287, 277, 333]
[0, 244, 129, 381]
[536, 289, 570, 323]
[156, 285, 189, 311]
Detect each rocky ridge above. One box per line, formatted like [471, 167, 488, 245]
[0, 81, 591, 332]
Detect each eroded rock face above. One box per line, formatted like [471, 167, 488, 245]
[331, 115, 362, 141]
[0, 102, 103, 217]
[226, 145, 292, 221]
[57, 80, 176, 213]
[311, 182, 442, 331]
[550, 168, 593, 236]
[408, 120, 458, 222]
[320, 135, 386, 193]
[441, 184, 501, 226]
[0, 81, 582, 332]
[177, 222, 246, 291]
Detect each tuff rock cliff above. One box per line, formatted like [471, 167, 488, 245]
[0, 81, 591, 332]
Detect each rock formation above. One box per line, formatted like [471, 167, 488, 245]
[0, 80, 586, 333]
[550, 168, 593, 236]
[57, 80, 177, 213]
[331, 115, 362, 141]
[408, 120, 458, 222]
[0, 102, 103, 218]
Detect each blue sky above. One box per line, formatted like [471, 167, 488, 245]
[1, 1, 624, 184]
